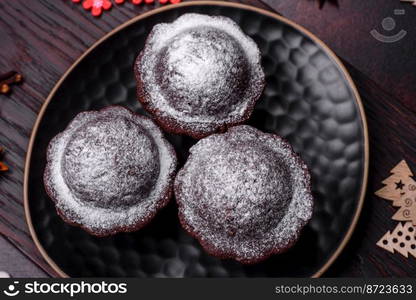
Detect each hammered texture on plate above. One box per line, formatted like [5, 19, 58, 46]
[27, 4, 366, 277]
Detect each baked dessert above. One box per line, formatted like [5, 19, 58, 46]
[44, 106, 177, 236]
[174, 125, 313, 264]
[135, 13, 265, 139]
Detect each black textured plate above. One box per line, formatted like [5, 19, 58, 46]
[24, 1, 368, 277]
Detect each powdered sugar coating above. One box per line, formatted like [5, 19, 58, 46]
[157, 27, 248, 117]
[44, 106, 177, 236]
[135, 13, 265, 138]
[175, 125, 313, 264]
[63, 116, 159, 208]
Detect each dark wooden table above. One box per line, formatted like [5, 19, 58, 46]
[1, 0, 416, 277]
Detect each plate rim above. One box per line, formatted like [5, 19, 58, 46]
[23, 0, 369, 278]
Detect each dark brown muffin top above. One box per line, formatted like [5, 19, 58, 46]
[63, 115, 159, 208]
[156, 27, 249, 118]
[44, 106, 177, 236]
[174, 125, 313, 264]
[135, 13, 265, 138]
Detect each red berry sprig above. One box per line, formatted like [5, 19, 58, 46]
[115, 0, 181, 5]
[114, 0, 143, 4]
[72, 0, 112, 17]
[72, 0, 181, 17]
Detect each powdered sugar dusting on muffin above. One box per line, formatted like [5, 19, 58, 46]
[156, 27, 248, 119]
[44, 106, 177, 236]
[135, 13, 265, 138]
[174, 125, 313, 263]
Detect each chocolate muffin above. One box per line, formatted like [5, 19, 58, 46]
[174, 125, 313, 264]
[135, 13, 265, 139]
[44, 106, 177, 236]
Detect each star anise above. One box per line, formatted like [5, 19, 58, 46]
[0, 147, 8, 172]
[313, 0, 339, 9]
[0, 71, 22, 94]
[400, 0, 416, 6]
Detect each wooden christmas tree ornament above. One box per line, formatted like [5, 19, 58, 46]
[377, 222, 416, 258]
[375, 160, 416, 225]
[375, 160, 413, 205]
[392, 198, 416, 225]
